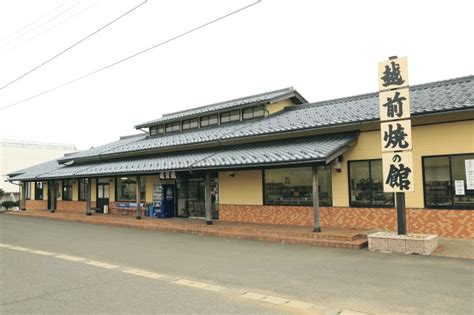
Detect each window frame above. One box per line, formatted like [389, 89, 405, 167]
[242, 106, 265, 120]
[220, 110, 240, 124]
[149, 125, 164, 136]
[422, 153, 474, 210]
[115, 176, 146, 202]
[262, 166, 333, 207]
[165, 122, 180, 133]
[24, 182, 31, 200]
[62, 179, 73, 201]
[182, 118, 198, 130]
[78, 179, 87, 201]
[35, 181, 43, 200]
[347, 159, 395, 208]
[200, 114, 218, 127]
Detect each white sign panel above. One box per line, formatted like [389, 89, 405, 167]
[465, 159, 474, 190]
[454, 180, 465, 196]
[382, 151, 414, 192]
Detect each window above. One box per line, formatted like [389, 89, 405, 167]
[35, 182, 43, 200]
[423, 154, 474, 209]
[62, 179, 73, 201]
[150, 125, 164, 136]
[165, 122, 180, 133]
[78, 179, 87, 201]
[182, 118, 198, 130]
[24, 182, 31, 200]
[349, 160, 394, 207]
[200, 115, 218, 127]
[220, 110, 240, 124]
[264, 166, 332, 206]
[243, 106, 264, 120]
[116, 176, 146, 201]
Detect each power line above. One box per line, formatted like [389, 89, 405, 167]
[0, 0, 262, 112]
[0, 0, 147, 90]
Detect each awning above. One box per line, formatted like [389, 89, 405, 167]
[8, 132, 358, 181]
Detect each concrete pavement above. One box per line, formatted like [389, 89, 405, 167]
[1, 215, 473, 314]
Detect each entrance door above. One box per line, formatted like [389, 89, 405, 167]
[96, 181, 109, 213]
[161, 184, 175, 217]
[47, 181, 57, 211]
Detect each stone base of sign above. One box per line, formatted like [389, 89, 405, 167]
[368, 231, 438, 255]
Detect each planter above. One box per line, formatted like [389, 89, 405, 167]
[368, 232, 438, 255]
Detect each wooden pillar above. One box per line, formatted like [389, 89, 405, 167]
[86, 179, 92, 216]
[136, 176, 141, 219]
[204, 171, 212, 225]
[51, 180, 56, 212]
[20, 182, 26, 210]
[312, 165, 321, 232]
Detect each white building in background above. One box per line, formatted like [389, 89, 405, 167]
[0, 139, 76, 201]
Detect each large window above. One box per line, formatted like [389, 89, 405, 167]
[220, 110, 240, 124]
[116, 176, 146, 201]
[182, 118, 198, 130]
[264, 166, 332, 206]
[423, 154, 474, 209]
[243, 106, 264, 120]
[200, 115, 218, 127]
[150, 125, 164, 136]
[165, 122, 180, 133]
[78, 179, 87, 201]
[349, 160, 394, 207]
[62, 179, 73, 201]
[35, 182, 43, 200]
[24, 182, 31, 200]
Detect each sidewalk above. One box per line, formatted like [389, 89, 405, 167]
[4, 209, 368, 249]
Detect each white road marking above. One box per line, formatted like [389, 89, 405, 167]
[56, 254, 85, 262]
[9, 246, 31, 251]
[29, 250, 55, 256]
[122, 268, 164, 279]
[86, 260, 120, 269]
[1, 243, 323, 312]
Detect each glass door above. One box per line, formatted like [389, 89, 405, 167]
[96, 178, 109, 213]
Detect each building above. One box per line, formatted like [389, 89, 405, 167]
[7, 77, 474, 238]
[1, 139, 76, 202]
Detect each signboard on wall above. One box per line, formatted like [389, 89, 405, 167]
[465, 160, 474, 190]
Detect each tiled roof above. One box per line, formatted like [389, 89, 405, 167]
[135, 87, 306, 128]
[221, 75, 474, 139]
[9, 132, 357, 180]
[58, 75, 473, 164]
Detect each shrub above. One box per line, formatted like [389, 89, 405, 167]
[2, 201, 16, 209]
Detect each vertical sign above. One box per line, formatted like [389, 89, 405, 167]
[378, 56, 414, 192]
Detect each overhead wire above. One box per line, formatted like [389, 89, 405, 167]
[0, 0, 147, 90]
[0, 0, 262, 111]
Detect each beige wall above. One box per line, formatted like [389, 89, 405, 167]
[72, 181, 78, 201]
[266, 99, 293, 115]
[109, 178, 115, 202]
[219, 170, 263, 205]
[91, 178, 96, 202]
[146, 175, 159, 203]
[332, 120, 474, 208]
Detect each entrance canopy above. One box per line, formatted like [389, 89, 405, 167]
[8, 132, 358, 181]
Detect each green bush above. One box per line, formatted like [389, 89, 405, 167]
[2, 201, 16, 209]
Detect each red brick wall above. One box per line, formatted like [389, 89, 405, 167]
[109, 202, 146, 216]
[219, 204, 473, 239]
[57, 201, 86, 212]
[25, 200, 47, 210]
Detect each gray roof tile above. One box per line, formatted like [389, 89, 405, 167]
[9, 132, 357, 180]
[135, 87, 304, 128]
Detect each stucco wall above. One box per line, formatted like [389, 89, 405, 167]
[219, 170, 263, 205]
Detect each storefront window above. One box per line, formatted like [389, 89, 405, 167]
[176, 173, 219, 218]
[264, 166, 332, 206]
[116, 176, 145, 201]
[62, 179, 73, 201]
[78, 179, 87, 201]
[349, 160, 394, 207]
[35, 182, 43, 200]
[24, 182, 31, 200]
[423, 154, 474, 209]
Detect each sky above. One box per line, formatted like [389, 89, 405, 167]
[0, 0, 473, 150]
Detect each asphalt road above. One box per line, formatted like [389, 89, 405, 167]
[1, 215, 473, 314]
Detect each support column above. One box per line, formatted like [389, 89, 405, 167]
[86, 179, 91, 216]
[312, 165, 321, 233]
[204, 171, 212, 225]
[396, 192, 407, 235]
[136, 176, 141, 219]
[51, 180, 56, 213]
[20, 182, 26, 210]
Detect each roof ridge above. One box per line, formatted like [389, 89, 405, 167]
[162, 86, 295, 117]
[285, 74, 473, 112]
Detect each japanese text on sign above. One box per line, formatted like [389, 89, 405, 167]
[382, 151, 414, 192]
